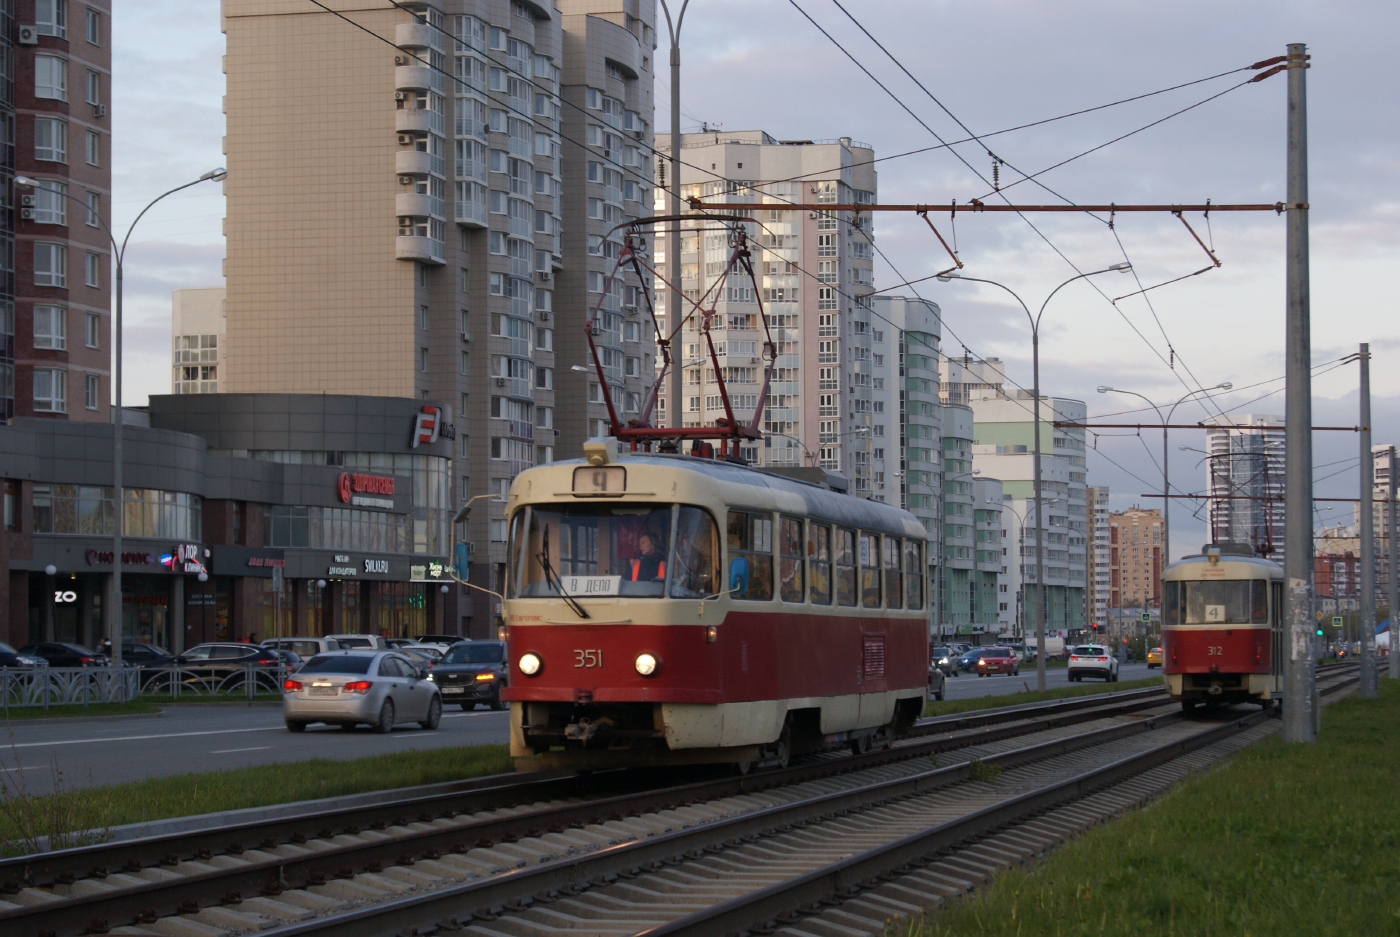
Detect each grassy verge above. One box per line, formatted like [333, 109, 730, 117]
[0, 700, 161, 721]
[0, 743, 512, 857]
[924, 677, 1162, 718]
[899, 681, 1399, 936]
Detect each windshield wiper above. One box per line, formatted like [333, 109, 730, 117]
[538, 528, 590, 619]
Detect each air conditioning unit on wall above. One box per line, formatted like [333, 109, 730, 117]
[17, 25, 38, 45]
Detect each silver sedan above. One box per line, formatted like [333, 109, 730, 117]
[282, 651, 442, 732]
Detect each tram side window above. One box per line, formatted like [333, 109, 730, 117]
[835, 528, 857, 607]
[905, 539, 924, 610]
[727, 511, 773, 601]
[808, 522, 832, 605]
[779, 515, 805, 603]
[670, 506, 720, 598]
[859, 532, 882, 608]
[883, 536, 902, 608]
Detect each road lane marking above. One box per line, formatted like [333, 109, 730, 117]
[210, 746, 273, 754]
[5, 726, 285, 749]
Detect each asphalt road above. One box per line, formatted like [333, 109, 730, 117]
[938, 661, 1160, 699]
[0, 702, 512, 794]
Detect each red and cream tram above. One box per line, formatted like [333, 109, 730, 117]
[1161, 543, 1284, 711]
[498, 441, 931, 771]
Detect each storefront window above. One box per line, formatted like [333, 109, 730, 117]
[257, 576, 296, 640]
[263, 505, 411, 553]
[376, 581, 427, 637]
[31, 485, 200, 539]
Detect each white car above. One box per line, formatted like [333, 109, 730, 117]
[283, 651, 441, 732]
[325, 633, 389, 650]
[1068, 644, 1119, 682]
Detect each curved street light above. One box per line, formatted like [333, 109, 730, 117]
[937, 263, 1131, 691]
[15, 169, 227, 665]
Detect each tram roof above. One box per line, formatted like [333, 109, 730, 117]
[516, 453, 928, 540]
[1163, 551, 1284, 580]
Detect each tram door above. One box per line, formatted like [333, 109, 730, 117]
[1270, 581, 1285, 692]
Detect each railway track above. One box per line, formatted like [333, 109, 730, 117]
[3, 668, 1359, 937]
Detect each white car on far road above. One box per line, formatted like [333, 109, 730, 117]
[1068, 644, 1119, 682]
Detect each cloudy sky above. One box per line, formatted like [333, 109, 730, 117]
[115, 1, 1398, 558]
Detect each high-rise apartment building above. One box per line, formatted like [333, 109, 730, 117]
[870, 294, 941, 524]
[11, 0, 112, 422]
[653, 133, 877, 485]
[1087, 485, 1110, 624]
[171, 287, 225, 395]
[221, 0, 656, 636]
[939, 355, 1005, 406]
[1204, 414, 1285, 556]
[1351, 444, 1396, 610]
[1108, 507, 1163, 608]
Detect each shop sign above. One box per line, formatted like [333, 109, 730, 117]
[85, 549, 156, 566]
[410, 561, 450, 582]
[328, 554, 358, 577]
[187, 593, 217, 606]
[410, 405, 456, 448]
[161, 543, 205, 574]
[337, 472, 397, 509]
[246, 556, 284, 569]
[53, 590, 77, 603]
[210, 546, 286, 578]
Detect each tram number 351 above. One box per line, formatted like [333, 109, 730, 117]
[1206, 646, 1224, 656]
[574, 650, 603, 668]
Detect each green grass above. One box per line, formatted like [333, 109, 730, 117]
[898, 680, 1400, 937]
[924, 677, 1163, 718]
[0, 700, 161, 721]
[0, 743, 512, 857]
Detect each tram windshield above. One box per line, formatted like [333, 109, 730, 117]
[511, 503, 721, 599]
[1163, 580, 1269, 625]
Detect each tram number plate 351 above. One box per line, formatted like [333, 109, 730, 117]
[574, 649, 603, 668]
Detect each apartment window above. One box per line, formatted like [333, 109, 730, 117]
[34, 243, 66, 287]
[35, 56, 67, 101]
[535, 367, 552, 389]
[85, 69, 100, 106]
[85, 373, 99, 410]
[33, 305, 66, 349]
[85, 312, 99, 348]
[488, 26, 506, 50]
[458, 267, 468, 292]
[85, 252, 101, 288]
[460, 350, 468, 375]
[488, 273, 505, 295]
[418, 304, 429, 330]
[85, 191, 99, 227]
[86, 6, 100, 44]
[33, 368, 66, 412]
[36, 0, 66, 37]
[33, 181, 67, 224]
[85, 130, 100, 166]
[419, 347, 429, 372]
[34, 118, 67, 163]
[535, 328, 552, 351]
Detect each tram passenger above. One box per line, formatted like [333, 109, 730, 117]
[630, 532, 666, 581]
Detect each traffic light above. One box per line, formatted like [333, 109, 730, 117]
[1315, 625, 1324, 637]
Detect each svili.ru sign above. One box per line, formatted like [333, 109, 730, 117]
[337, 472, 396, 508]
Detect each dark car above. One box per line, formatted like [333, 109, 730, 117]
[122, 643, 175, 667]
[19, 642, 109, 667]
[0, 641, 47, 669]
[170, 642, 286, 691]
[956, 647, 989, 671]
[428, 640, 507, 710]
[930, 645, 961, 676]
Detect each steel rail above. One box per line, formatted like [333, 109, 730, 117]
[0, 686, 1167, 889]
[234, 705, 1187, 936]
[1, 693, 1176, 937]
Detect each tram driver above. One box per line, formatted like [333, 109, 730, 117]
[630, 532, 666, 582]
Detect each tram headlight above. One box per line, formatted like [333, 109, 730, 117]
[634, 653, 659, 677]
[518, 652, 542, 676]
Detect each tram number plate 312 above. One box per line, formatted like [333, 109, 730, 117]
[575, 650, 603, 668]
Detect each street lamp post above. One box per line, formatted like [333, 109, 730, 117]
[1097, 383, 1231, 567]
[658, 0, 690, 433]
[15, 169, 226, 665]
[939, 264, 1131, 690]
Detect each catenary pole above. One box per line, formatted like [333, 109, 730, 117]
[1282, 43, 1315, 743]
[1359, 344, 1376, 697]
[1390, 446, 1398, 680]
[660, 1, 689, 434]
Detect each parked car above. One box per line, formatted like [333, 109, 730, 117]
[930, 645, 961, 676]
[324, 634, 388, 650]
[926, 659, 947, 701]
[956, 647, 989, 671]
[1146, 646, 1163, 669]
[427, 640, 509, 710]
[268, 649, 304, 673]
[262, 637, 345, 659]
[18, 642, 108, 667]
[1068, 644, 1119, 682]
[170, 643, 286, 690]
[396, 645, 443, 667]
[122, 643, 175, 667]
[0, 641, 47, 669]
[283, 651, 442, 732]
[976, 646, 1020, 677]
[414, 634, 466, 651]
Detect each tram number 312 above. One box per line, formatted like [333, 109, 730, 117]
[574, 649, 603, 668]
[1206, 646, 1224, 656]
